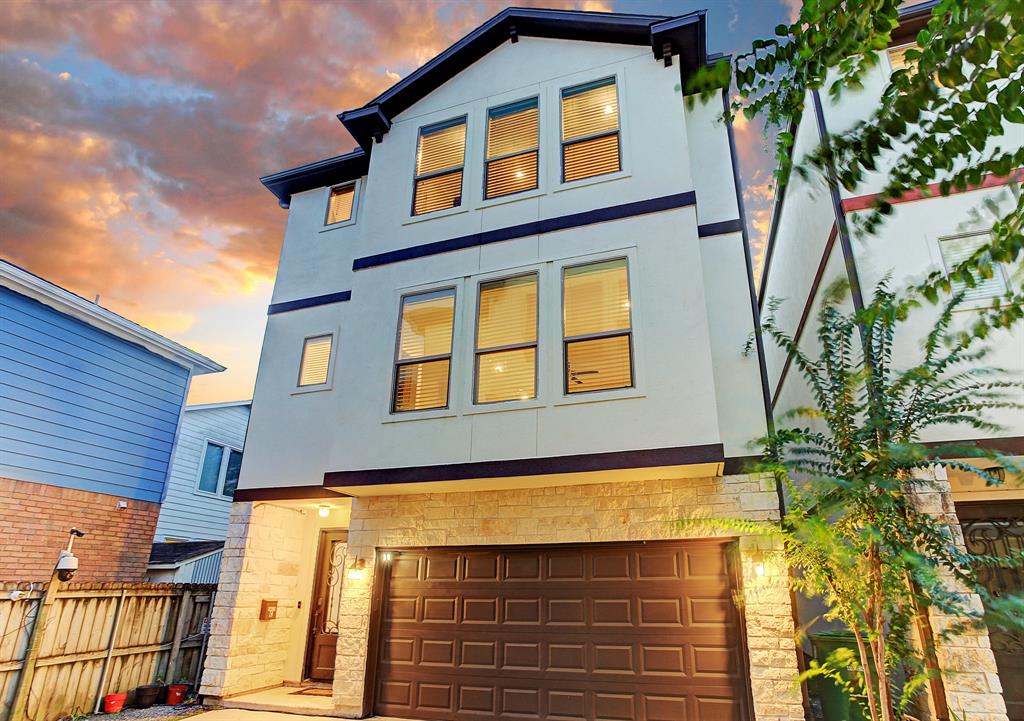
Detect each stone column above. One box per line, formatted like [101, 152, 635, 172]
[910, 469, 1009, 721]
[200, 501, 307, 698]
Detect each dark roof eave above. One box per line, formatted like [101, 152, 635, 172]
[259, 149, 369, 208]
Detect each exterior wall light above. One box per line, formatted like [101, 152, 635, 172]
[318, 505, 331, 518]
[380, 551, 393, 563]
[347, 557, 368, 581]
[754, 562, 766, 577]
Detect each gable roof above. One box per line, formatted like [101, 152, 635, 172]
[0, 258, 224, 375]
[260, 7, 709, 208]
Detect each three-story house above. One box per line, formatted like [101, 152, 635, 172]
[201, 9, 804, 721]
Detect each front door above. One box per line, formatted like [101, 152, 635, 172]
[958, 501, 1024, 721]
[305, 529, 348, 681]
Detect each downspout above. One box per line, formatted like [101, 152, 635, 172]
[722, 86, 812, 721]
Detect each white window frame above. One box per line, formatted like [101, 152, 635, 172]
[193, 438, 243, 499]
[937, 230, 1010, 308]
[293, 331, 337, 394]
[320, 179, 360, 231]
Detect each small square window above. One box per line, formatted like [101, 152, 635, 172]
[325, 184, 355, 225]
[938, 232, 1008, 301]
[298, 335, 333, 387]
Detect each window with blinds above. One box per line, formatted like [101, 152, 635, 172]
[298, 334, 333, 387]
[563, 258, 633, 394]
[939, 232, 1007, 301]
[887, 43, 919, 73]
[413, 117, 466, 216]
[485, 98, 539, 199]
[475, 273, 538, 403]
[325, 184, 355, 225]
[561, 78, 620, 183]
[393, 289, 456, 412]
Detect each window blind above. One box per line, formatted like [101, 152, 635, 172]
[485, 98, 538, 199]
[561, 78, 620, 182]
[413, 118, 466, 215]
[298, 335, 333, 386]
[939, 233, 1007, 301]
[475, 274, 538, 403]
[887, 44, 919, 73]
[326, 184, 355, 225]
[394, 289, 455, 411]
[563, 258, 633, 393]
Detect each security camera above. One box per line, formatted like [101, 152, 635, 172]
[55, 550, 79, 582]
[69, 528, 86, 538]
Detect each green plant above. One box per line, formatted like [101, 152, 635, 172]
[690, 0, 1024, 336]
[686, 280, 1023, 721]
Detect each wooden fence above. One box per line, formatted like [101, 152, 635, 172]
[0, 582, 215, 721]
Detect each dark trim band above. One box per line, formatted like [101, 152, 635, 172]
[267, 290, 352, 315]
[696, 218, 744, 237]
[233, 486, 348, 502]
[352, 191, 697, 270]
[324, 443, 723, 488]
[924, 436, 1024, 457]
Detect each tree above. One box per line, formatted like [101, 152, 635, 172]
[687, 281, 1023, 721]
[692, 0, 1023, 334]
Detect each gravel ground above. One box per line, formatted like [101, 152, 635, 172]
[76, 703, 205, 721]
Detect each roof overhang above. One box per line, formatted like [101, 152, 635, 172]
[0, 259, 224, 375]
[261, 7, 709, 208]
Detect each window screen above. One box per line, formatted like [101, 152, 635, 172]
[393, 289, 456, 411]
[298, 335, 333, 387]
[485, 98, 539, 199]
[561, 78, 620, 183]
[413, 118, 466, 215]
[475, 274, 538, 403]
[198, 442, 224, 493]
[326, 184, 355, 225]
[939, 233, 1007, 301]
[563, 258, 633, 393]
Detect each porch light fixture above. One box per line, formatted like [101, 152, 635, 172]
[982, 465, 1006, 483]
[347, 557, 368, 581]
[380, 551, 393, 564]
[750, 550, 767, 578]
[318, 504, 331, 518]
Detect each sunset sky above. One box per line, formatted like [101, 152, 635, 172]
[0, 0, 791, 404]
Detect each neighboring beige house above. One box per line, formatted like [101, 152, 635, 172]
[199, 5, 1015, 721]
[759, 4, 1023, 721]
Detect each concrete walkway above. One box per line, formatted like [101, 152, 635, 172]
[192, 711, 339, 721]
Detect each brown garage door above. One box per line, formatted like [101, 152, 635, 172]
[371, 540, 750, 721]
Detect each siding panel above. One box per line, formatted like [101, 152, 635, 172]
[154, 404, 250, 541]
[0, 287, 189, 503]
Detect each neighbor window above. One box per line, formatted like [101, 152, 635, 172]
[561, 77, 621, 183]
[939, 232, 1007, 301]
[298, 334, 333, 387]
[393, 289, 456, 412]
[325, 183, 355, 225]
[887, 43, 919, 73]
[475, 273, 538, 403]
[563, 258, 633, 393]
[485, 98, 539, 199]
[413, 117, 466, 215]
[197, 441, 243, 498]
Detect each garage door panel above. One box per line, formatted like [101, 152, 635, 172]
[374, 541, 749, 721]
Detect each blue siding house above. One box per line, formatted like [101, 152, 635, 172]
[0, 259, 224, 582]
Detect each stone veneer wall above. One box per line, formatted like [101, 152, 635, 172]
[201, 501, 307, 696]
[909, 472, 1009, 721]
[333, 473, 805, 721]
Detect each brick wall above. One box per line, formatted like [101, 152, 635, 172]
[0, 477, 159, 582]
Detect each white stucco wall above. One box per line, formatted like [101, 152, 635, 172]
[240, 36, 763, 493]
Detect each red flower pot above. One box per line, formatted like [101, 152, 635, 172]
[166, 684, 189, 705]
[103, 692, 128, 713]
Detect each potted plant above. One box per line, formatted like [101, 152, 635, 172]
[134, 681, 161, 708]
[166, 677, 191, 705]
[102, 691, 128, 714]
